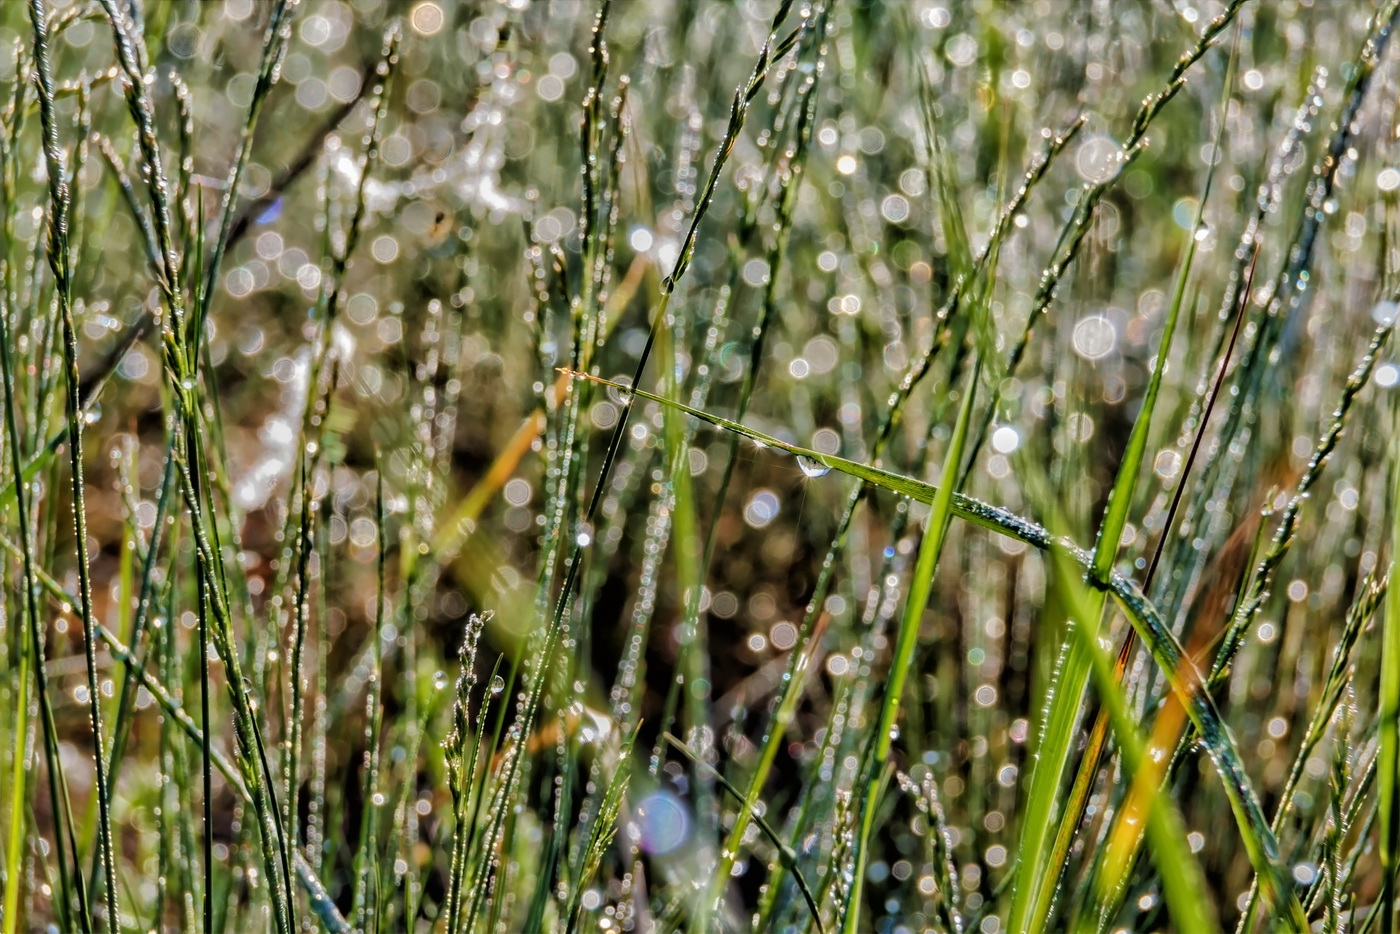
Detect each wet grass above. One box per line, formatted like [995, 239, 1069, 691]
[1, 0, 1400, 932]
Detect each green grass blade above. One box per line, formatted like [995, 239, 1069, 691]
[1039, 507, 1215, 934]
[1382, 410, 1400, 934]
[843, 357, 980, 934]
[28, 4, 112, 927]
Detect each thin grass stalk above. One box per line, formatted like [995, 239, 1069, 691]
[154, 593, 175, 934]
[460, 659, 511, 934]
[265, 26, 398, 708]
[1243, 615, 1380, 923]
[30, 62, 121, 934]
[1174, 318, 1393, 933]
[25, 4, 110, 929]
[1381, 395, 1400, 934]
[274, 367, 337, 862]
[964, 0, 1248, 480]
[1321, 705, 1354, 934]
[525, 22, 629, 920]
[842, 358, 980, 934]
[564, 724, 639, 934]
[897, 767, 962, 933]
[95, 435, 177, 861]
[1216, 319, 1394, 682]
[641, 49, 827, 854]
[541, 8, 617, 593]
[195, 0, 297, 315]
[470, 4, 800, 925]
[657, 288, 709, 933]
[0, 188, 76, 934]
[443, 618, 489, 934]
[67, 68, 365, 452]
[700, 3, 825, 579]
[283, 455, 315, 855]
[352, 469, 388, 931]
[195, 532, 214, 934]
[568, 0, 797, 553]
[1333, 745, 1380, 924]
[162, 572, 200, 934]
[0, 200, 66, 934]
[599, 99, 756, 777]
[1159, 4, 1399, 631]
[305, 495, 332, 874]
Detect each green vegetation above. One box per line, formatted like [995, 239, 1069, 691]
[0, 0, 1397, 931]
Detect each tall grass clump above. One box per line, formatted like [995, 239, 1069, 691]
[4, 1, 1400, 932]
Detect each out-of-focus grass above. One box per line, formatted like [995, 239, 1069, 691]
[1, 0, 1400, 932]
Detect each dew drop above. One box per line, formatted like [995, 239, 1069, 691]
[489, 675, 506, 696]
[796, 455, 831, 478]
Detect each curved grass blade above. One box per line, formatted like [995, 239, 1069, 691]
[663, 732, 825, 934]
[735, 119, 1085, 923]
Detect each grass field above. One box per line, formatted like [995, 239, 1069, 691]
[0, 0, 1399, 931]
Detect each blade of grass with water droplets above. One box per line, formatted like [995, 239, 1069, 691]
[35, 82, 121, 934]
[28, 7, 112, 927]
[1227, 349, 1395, 934]
[843, 357, 980, 934]
[1033, 493, 1215, 934]
[96, 3, 307, 927]
[0, 132, 79, 934]
[0, 521, 351, 932]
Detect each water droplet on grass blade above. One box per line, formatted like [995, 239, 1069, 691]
[796, 455, 831, 478]
[489, 674, 506, 696]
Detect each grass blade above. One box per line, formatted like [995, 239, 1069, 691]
[844, 356, 980, 933]
[1382, 406, 1400, 934]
